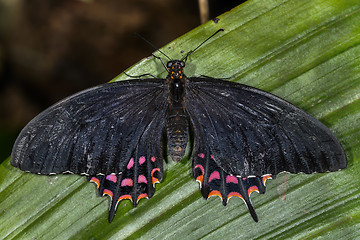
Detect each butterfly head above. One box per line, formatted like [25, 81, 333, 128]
[167, 60, 185, 80]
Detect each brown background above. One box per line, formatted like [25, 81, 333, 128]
[0, 0, 243, 161]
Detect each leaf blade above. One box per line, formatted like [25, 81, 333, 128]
[1, 0, 360, 239]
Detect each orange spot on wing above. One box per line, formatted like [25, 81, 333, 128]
[208, 190, 223, 200]
[137, 193, 149, 203]
[227, 192, 244, 201]
[151, 168, 160, 187]
[103, 189, 113, 199]
[196, 175, 203, 188]
[248, 186, 259, 196]
[152, 177, 159, 186]
[118, 195, 133, 202]
[90, 177, 100, 188]
[262, 174, 272, 186]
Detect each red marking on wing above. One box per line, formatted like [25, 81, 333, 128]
[103, 189, 113, 199]
[137, 193, 149, 203]
[194, 164, 205, 188]
[118, 194, 133, 202]
[151, 156, 156, 162]
[248, 186, 259, 196]
[262, 174, 272, 186]
[106, 174, 117, 183]
[196, 175, 204, 188]
[227, 192, 244, 201]
[226, 175, 238, 184]
[127, 158, 134, 169]
[121, 178, 133, 187]
[89, 177, 100, 188]
[208, 190, 223, 200]
[208, 171, 220, 182]
[138, 175, 148, 184]
[195, 164, 205, 175]
[198, 153, 205, 158]
[151, 168, 160, 186]
[139, 156, 146, 165]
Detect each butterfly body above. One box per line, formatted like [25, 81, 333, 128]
[166, 60, 189, 162]
[11, 35, 346, 222]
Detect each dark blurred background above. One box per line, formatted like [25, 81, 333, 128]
[0, 0, 243, 161]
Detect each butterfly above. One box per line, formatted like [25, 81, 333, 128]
[11, 29, 347, 222]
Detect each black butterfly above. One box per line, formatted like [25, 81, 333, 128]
[11, 29, 347, 223]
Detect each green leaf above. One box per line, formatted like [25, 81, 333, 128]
[1, 0, 360, 239]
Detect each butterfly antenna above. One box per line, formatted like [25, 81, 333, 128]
[134, 32, 171, 60]
[182, 28, 224, 62]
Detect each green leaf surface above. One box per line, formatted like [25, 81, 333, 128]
[1, 0, 360, 239]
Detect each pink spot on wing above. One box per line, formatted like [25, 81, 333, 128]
[208, 171, 220, 182]
[151, 156, 156, 162]
[195, 164, 205, 175]
[138, 175, 147, 184]
[127, 158, 134, 169]
[198, 153, 205, 158]
[106, 174, 117, 183]
[139, 156, 146, 165]
[121, 178, 133, 187]
[226, 175, 238, 184]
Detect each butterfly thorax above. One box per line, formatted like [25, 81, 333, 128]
[166, 60, 186, 101]
[166, 60, 189, 162]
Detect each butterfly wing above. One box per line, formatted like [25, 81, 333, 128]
[186, 77, 347, 177]
[11, 79, 168, 177]
[192, 145, 271, 222]
[185, 77, 346, 220]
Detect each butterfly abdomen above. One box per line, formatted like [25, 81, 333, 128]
[166, 61, 189, 162]
[166, 105, 189, 162]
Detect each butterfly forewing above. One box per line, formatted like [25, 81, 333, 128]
[11, 79, 169, 176]
[185, 77, 347, 177]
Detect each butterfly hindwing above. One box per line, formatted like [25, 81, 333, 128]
[186, 77, 347, 177]
[88, 136, 163, 222]
[191, 127, 271, 221]
[11, 79, 168, 176]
